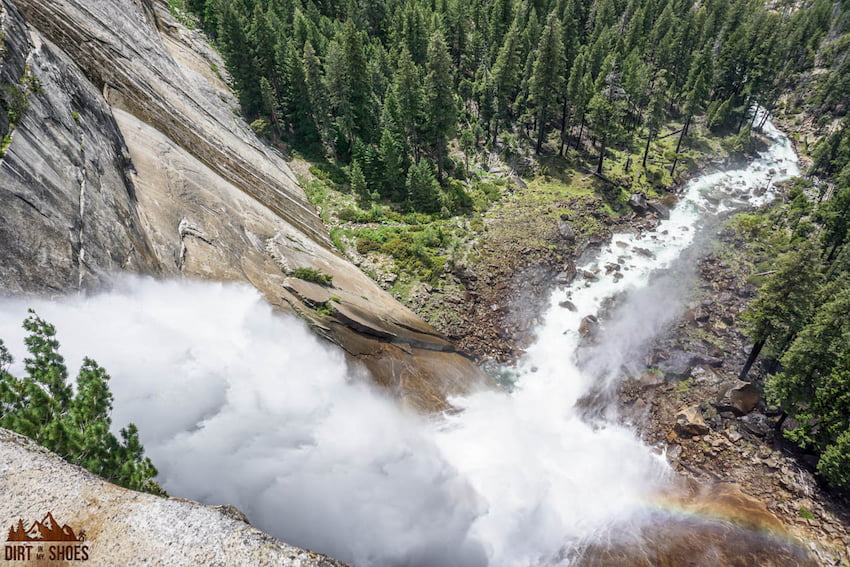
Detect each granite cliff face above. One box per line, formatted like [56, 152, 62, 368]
[0, 428, 352, 566]
[0, 0, 483, 412]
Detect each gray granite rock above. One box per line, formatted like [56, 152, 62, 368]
[0, 428, 351, 567]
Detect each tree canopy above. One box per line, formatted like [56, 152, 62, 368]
[183, 0, 841, 210]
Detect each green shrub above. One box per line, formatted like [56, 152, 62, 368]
[291, 267, 334, 286]
[0, 134, 11, 158]
[380, 237, 413, 260]
[313, 301, 335, 316]
[2, 83, 29, 125]
[309, 162, 347, 185]
[356, 236, 381, 254]
[338, 207, 370, 222]
[250, 118, 274, 138]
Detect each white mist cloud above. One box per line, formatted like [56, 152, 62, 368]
[0, 278, 486, 567]
[0, 276, 672, 566]
[0, 276, 671, 567]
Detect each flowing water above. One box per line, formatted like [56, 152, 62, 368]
[0, 119, 804, 567]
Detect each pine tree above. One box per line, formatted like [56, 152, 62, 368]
[766, 286, 850, 487]
[217, 0, 262, 116]
[565, 51, 589, 150]
[0, 314, 163, 495]
[349, 159, 370, 202]
[423, 30, 457, 180]
[530, 12, 564, 153]
[491, 21, 522, 135]
[587, 54, 625, 174]
[642, 71, 668, 169]
[285, 41, 320, 147]
[488, 0, 514, 59]
[303, 41, 331, 148]
[406, 159, 441, 213]
[68, 358, 114, 473]
[342, 21, 376, 145]
[740, 241, 824, 380]
[397, 3, 429, 65]
[379, 126, 405, 199]
[393, 48, 424, 158]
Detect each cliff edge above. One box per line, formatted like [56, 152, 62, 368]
[0, 428, 352, 566]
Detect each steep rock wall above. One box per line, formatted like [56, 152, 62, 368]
[0, 0, 484, 411]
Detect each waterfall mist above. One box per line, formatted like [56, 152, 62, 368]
[0, 276, 665, 567]
[0, 279, 487, 566]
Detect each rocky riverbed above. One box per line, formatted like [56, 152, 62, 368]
[617, 221, 850, 566]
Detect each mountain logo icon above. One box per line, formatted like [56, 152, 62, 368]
[6, 512, 85, 542]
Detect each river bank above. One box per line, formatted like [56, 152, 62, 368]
[296, 117, 734, 366]
[408, 114, 850, 564]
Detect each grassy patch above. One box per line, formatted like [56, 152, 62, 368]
[167, 0, 196, 28]
[291, 267, 333, 286]
[313, 301, 335, 316]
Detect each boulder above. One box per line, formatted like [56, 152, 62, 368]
[655, 351, 695, 380]
[628, 192, 649, 213]
[579, 314, 599, 337]
[633, 246, 656, 258]
[556, 260, 577, 284]
[558, 299, 578, 311]
[714, 380, 761, 416]
[639, 370, 666, 387]
[556, 220, 576, 242]
[675, 406, 710, 437]
[647, 201, 671, 220]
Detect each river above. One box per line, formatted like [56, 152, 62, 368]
[0, 117, 803, 566]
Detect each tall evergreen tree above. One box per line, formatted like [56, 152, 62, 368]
[218, 0, 263, 116]
[393, 48, 424, 159]
[491, 21, 523, 137]
[587, 54, 625, 174]
[529, 12, 564, 152]
[423, 30, 457, 180]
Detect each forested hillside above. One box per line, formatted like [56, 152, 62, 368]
[180, 0, 842, 211]
[737, 116, 850, 489]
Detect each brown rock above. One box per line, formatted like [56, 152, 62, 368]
[556, 220, 576, 242]
[675, 406, 710, 437]
[579, 314, 599, 337]
[715, 380, 761, 416]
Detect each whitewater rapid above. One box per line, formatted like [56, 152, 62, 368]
[0, 119, 798, 567]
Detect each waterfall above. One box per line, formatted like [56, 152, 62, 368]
[0, 119, 800, 567]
